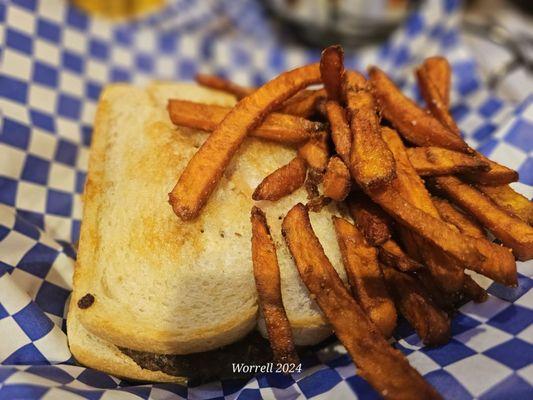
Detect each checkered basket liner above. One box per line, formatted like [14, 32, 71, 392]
[0, 0, 531, 398]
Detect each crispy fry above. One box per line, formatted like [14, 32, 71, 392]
[195, 73, 253, 99]
[462, 152, 518, 185]
[348, 194, 392, 246]
[382, 264, 451, 346]
[168, 100, 323, 145]
[251, 207, 299, 365]
[333, 217, 397, 337]
[382, 128, 437, 213]
[253, 157, 307, 201]
[398, 227, 423, 266]
[282, 204, 441, 400]
[407, 147, 490, 176]
[325, 101, 351, 165]
[169, 63, 321, 220]
[195, 73, 325, 118]
[416, 64, 460, 135]
[368, 66, 469, 152]
[416, 61, 518, 186]
[379, 239, 423, 272]
[348, 194, 421, 272]
[382, 127, 466, 292]
[323, 157, 351, 201]
[433, 198, 485, 238]
[279, 89, 326, 118]
[320, 45, 344, 101]
[416, 242, 466, 292]
[432, 198, 517, 286]
[369, 187, 484, 269]
[417, 270, 487, 310]
[414, 269, 461, 313]
[472, 239, 517, 286]
[344, 71, 396, 189]
[463, 275, 488, 303]
[476, 184, 533, 225]
[298, 135, 329, 172]
[422, 56, 451, 107]
[433, 176, 533, 261]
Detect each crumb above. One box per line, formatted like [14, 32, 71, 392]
[78, 293, 95, 309]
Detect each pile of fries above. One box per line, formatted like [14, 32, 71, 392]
[167, 45, 532, 399]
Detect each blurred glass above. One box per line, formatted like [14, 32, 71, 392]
[265, 0, 419, 47]
[72, 0, 164, 19]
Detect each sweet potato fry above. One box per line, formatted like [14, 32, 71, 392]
[432, 198, 517, 286]
[422, 56, 451, 107]
[472, 239, 517, 286]
[421, 272, 485, 313]
[325, 101, 351, 165]
[433, 198, 485, 239]
[382, 127, 466, 292]
[194, 74, 325, 118]
[282, 204, 441, 400]
[169, 63, 321, 220]
[251, 207, 299, 365]
[415, 61, 518, 186]
[348, 194, 392, 246]
[379, 239, 423, 272]
[195, 73, 253, 99]
[368, 66, 469, 152]
[433, 176, 533, 261]
[414, 269, 461, 313]
[369, 187, 484, 269]
[320, 45, 344, 101]
[397, 227, 424, 266]
[407, 147, 490, 176]
[462, 152, 518, 186]
[253, 157, 307, 201]
[323, 157, 351, 201]
[416, 64, 460, 135]
[477, 184, 533, 225]
[298, 135, 329, 172]
[417, 270, 487, 310]
[333, 217, 397, 337]
[348, 194, 421, 272]
[382, 264, 451, 346]
[463, 275, 488, 303]
[279, 89, 326, 118]
[168, 100, 323, 145]
[344, 71, 396, 189]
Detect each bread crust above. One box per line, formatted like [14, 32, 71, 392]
[68, 303, 184, 383]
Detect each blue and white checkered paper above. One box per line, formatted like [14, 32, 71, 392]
[0, 0, 532, 398]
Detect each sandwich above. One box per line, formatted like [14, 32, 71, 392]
[68, 48, 528, 398]
[67, 82, 343, 383]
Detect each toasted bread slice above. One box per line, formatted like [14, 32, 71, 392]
[69, 83, 345, 364]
